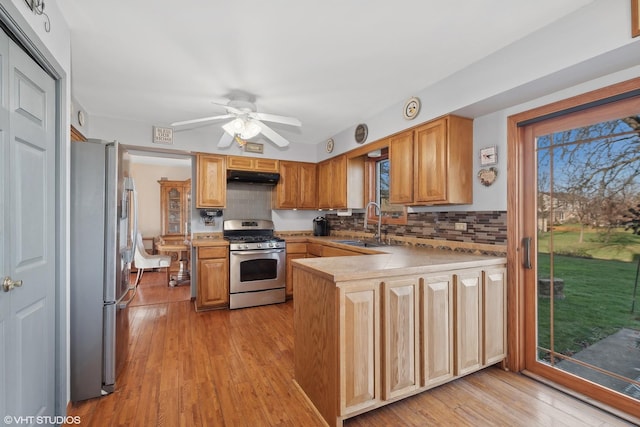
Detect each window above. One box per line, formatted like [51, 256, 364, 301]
[366, 148, 407, 224]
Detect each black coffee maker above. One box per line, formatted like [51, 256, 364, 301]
[313, 216, 329, 236]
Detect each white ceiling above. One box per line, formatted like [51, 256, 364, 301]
[57, 0, 595, 146]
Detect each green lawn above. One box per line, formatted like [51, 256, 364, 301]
[537, 226, 640, 262]
[537, 253, 640, 358]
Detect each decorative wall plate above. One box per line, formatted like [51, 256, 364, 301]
[478, 167, 498, 187]
[403, 96, 420, 120]
[326, 138, 334, 153]
[354, 123, 368, 144]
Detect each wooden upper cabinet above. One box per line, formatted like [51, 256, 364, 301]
[275, 161, 299, 209]
[227, 155, 279, 172]
[298, 162, 318, 209]
[389, 130, 415, 204]
[318, 155, 347, 209]
[196, 154, 226, 208]
[414, 119, 448, 203]
[274, 160, 317, 209]
[317, 160, 332, 208]
[390, 115, 473, 206]
[415, 115, 473, 204]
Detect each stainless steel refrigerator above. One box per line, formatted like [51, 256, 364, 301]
[70, 139, 138, 401]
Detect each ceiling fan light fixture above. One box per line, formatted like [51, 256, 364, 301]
[240, 120, 261, 139]
[230, 118, 245, 133]
[174, 96, 299, 148]
[223, 117, 261, 140]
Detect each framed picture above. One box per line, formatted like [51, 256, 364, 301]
[244, 142, 264, 154]
[152, 126, 173, 144]
[633, 0, 640, 38]
[480, 145, 497, 166]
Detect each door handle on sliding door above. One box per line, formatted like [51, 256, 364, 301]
[522, 237, 532, 269]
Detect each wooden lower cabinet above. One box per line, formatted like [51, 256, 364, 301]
[340, 281, 380, 416]
[294, 263, 506, 427]
[382, 277, 420, 400]
[421, 274, 454, 387]
[322, 246, 362, 257]
[483, 268, 507, 365]
[195, 246, 229, 311]
[285, 242, 307, 298]
[455, 269, 482, 376]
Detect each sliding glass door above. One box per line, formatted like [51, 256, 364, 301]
[522, 95, 640, 415]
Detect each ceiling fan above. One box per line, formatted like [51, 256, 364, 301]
[170, 98, 301, 148]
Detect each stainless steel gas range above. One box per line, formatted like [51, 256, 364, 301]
[223, 219, 286, 309]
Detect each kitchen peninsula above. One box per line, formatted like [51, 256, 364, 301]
[292, 243, 507, 427]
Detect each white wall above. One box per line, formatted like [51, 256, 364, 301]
[86, 0, 640, 226]
[130, 161, 192, 238]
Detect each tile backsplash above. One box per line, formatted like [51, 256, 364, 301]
[326, 211, 507, 245]
[225, 182, 273, 220]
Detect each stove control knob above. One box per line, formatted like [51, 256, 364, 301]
[269, 242, 275, 248]
[242, 244, 248, 250]
[257, 243, 262, 248]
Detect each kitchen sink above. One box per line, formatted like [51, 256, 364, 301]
[334, 239, 386, 248]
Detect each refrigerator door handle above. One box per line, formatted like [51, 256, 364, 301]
[130, 178, 139, 263]
[117, 286, 137, 309]
[123, 177, 139, 264]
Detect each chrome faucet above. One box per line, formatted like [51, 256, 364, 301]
[364, 201, 382, 243]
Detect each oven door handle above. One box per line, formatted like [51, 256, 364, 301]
[231, 249, 285, 256]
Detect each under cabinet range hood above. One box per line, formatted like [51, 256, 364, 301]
[226, 169, 280, 185]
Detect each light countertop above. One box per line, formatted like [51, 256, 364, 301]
[290, 236, 506, 282]
[191, 236, 228, 247]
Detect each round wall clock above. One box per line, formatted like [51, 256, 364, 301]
[326, 138, 334, 153]
[354, 123, 368, 144]
[403, 96, 421, 120]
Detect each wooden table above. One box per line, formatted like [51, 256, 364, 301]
[156, 241, 191, 284]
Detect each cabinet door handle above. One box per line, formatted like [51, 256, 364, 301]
[522, 237, 532, 269]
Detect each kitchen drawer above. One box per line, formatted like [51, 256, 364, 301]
[287, 242, 307, 254]
[307, 243, 323, 257]
[198, 246, 228, 259]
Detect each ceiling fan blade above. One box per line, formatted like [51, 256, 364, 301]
[254, 120, 290, 147]
[218, 131, 234, 148]
[224, 105, 245, 115]
[221, 120, 238, 137]
[170, 114, 234, 127]
[250, 112, 301, 127]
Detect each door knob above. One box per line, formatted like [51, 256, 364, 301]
[3, 276, 23, 292]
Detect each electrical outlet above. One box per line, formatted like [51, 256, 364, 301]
[454, 222, 467, 231]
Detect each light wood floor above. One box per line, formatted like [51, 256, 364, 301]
[129, 270, 191, 307]
[65, 272, 634, 426]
